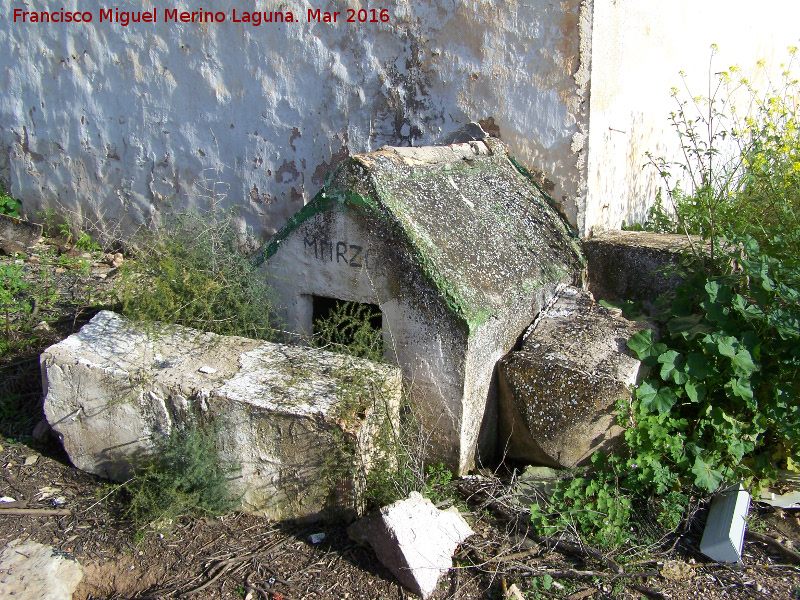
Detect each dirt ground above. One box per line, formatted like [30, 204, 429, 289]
[1, 243, 799, 600]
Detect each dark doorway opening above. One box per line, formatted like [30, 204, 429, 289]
[311, 296, 383, 361]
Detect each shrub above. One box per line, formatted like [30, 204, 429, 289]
[624, 235, 799, 494]
[120, 424, 237, 528]
[645, 46, 800, 263]
[311, 299, 384, 362]
[117, 210, 276, 340]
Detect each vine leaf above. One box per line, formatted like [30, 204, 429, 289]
[692, 457, 723, 492]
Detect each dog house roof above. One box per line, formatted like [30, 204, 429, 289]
[259, 137, 584, 328]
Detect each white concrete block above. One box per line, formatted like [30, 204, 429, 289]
[700, 483, 751, 564]
[347, 492, 473, 599]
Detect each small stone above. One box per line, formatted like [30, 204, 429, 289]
[0, 497, 16, 503]
[198, 365, 217, 374]
[32, 419, 51, 441]
[33, 321, 50, 333]
[24, 455, 38, 466]
[101, 252, 124, 268]
[505, 584, 525, 600]
[661, 559, 695, 581]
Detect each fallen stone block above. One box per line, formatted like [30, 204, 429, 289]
[0, 539, 84, 600]
[584, 230, 708, 313]
[347, 491, 474, 599]
[42, 311, 400, 522]
[498, 286, 649, 468]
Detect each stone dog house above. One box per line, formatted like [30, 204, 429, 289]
[257, 138, 584, 474]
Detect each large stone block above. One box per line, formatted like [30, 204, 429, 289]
[42, 311, 400, 522]
[584, 230, 709, 313]
[498, 286, 649, 468]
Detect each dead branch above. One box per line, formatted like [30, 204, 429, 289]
[746, 530, 800, 564]
[0, 508, 71, 516]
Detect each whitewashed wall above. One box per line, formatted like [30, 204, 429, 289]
[2, 0, 795, 241]
[585, 0, 800, 234]
[0, 0, 587, 241]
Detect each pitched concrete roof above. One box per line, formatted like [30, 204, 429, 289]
[259, 137, 584, 329]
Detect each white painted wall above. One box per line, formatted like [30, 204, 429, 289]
[2, 0, 793, 240]
[0, 0, 586, 241]
[585, 0, 800, 234]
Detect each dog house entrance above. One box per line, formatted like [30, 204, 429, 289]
[311, 296, 383, 359]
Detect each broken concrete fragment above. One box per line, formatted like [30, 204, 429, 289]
[0, 213, 43, 254]
[584, 230, 709, 313]
[42, 311, 400, 522]
[498, 286, 649, 468]
[0, 539, 84, 600]
[347, 491, 474, 599]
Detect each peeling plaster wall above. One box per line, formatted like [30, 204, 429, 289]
[0, 0, 587, 240]
[585, 0, 800, 234]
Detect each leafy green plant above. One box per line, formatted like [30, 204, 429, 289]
[117, 210, 276, 340]
[530, 453, 633, 549]
[74, 231, 101, 252]
[625, 235, 799, 493]
[0, 185, 21, 217]
[120, 424, 237, 528]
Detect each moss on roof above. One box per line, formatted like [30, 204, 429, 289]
[258, 138, 585, 329]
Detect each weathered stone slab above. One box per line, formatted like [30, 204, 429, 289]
[498, 286, 649, 468]
[0, 539, 84, 600]
[347, 492, 474, 599]
[41, 311, 400, 522]
[0, 213, 42, 255]
[584, 230, 708, 313]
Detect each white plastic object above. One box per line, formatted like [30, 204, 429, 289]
[700, 482, 751, 564]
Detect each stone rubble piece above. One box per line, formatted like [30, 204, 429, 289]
[41, 311, 401, 522]
[0, 213, 43, 255]
[347, 492, 474, 599]
[498, 285, 650, 468]
[0, 539, 84, 600]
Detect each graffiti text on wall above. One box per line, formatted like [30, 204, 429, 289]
[304, 237, 379, 269]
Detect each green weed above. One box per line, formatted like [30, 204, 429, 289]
[311, 299, 383, 362]
[1, 264, 28, 340]
[119, 424, 237, 529]
[117, 210, 276, 340]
